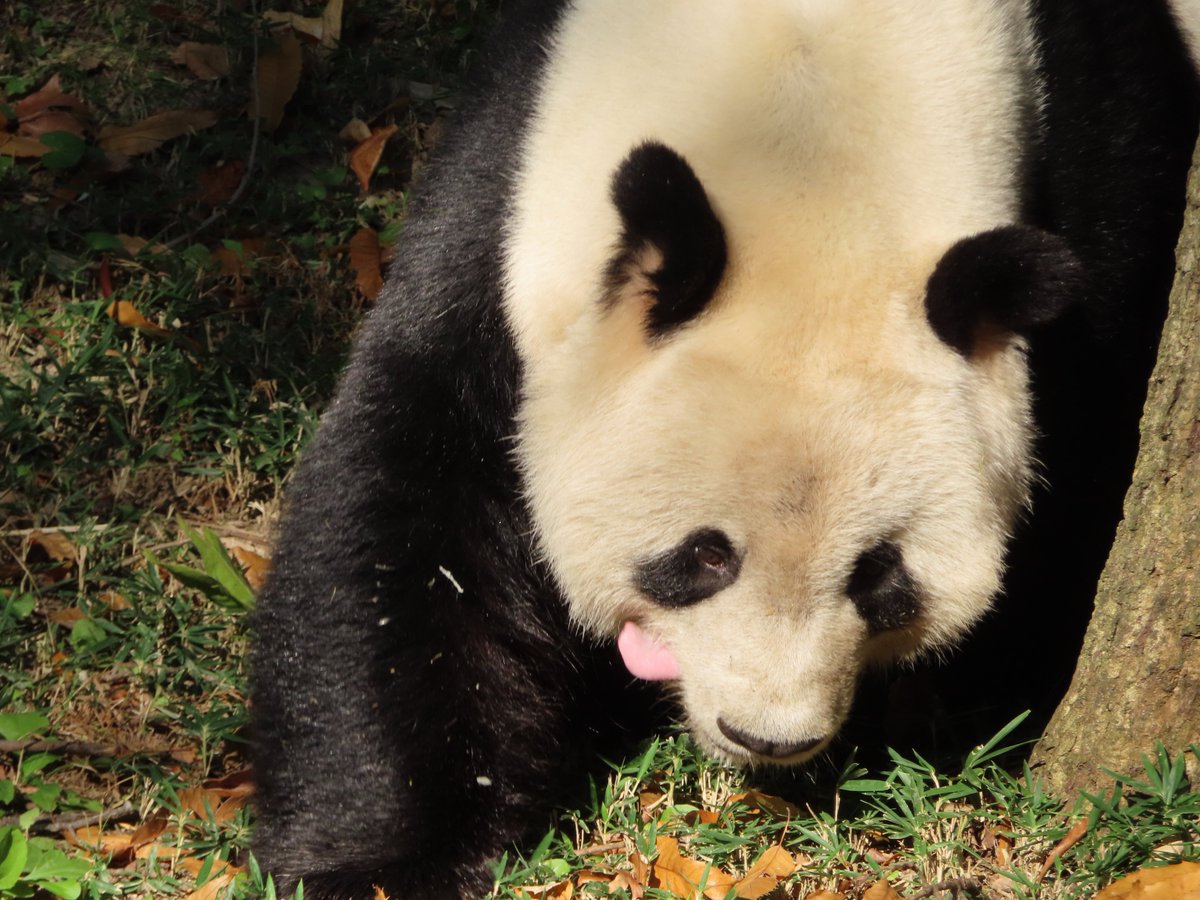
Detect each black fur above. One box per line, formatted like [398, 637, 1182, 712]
[915, 0, 1200, 751]
[604, 142, 728, 336]
[634, 528, 742, 608]
[924, 226, 1083, 355]
[249, 4, 652, 897]
[250, 1, 1200, 895]
[845, 542, 921, 636]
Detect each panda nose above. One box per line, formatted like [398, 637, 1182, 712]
[716, 718, 823, 759]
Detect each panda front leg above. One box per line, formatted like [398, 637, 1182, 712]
[249, 337, 607, 898]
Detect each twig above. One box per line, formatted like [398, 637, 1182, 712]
[0, 800, 135, 833]
[0, 524, 112, 539]
[0, 739, 186, 758]
[0, 739, 119, 756]
[851, 859, 915, 892]
[1037, 818, 1088, 881]
[909, 876, 987, 899]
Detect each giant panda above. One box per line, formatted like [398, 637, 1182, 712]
[250, 1, 1200, 896]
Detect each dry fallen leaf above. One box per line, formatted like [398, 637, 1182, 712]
[0, 133, 52, 158]
[171, 42, 230, 80]
[349, 228, 385, 301]
[349, 124, 400, 194]
[1093, 861, 1200, 899]
[213, 238, 269, 277]
[651, 836, 738, 900]
[185, 868, 240, 900]
[861, 879, 904, 900]
[609, 870, 644, 899]
[19, 109, 89, 139]
[735, 844, 795, 898]
[728, 789, 802, 819]
[48, 608, 88, 625]
[98, 590, 132, 611]
[202, 768, 255, 798]
[28, 530, 78, 563]
[107, 300, 173, 339]
[802, 892, 845, 900]
[253, 29, 303, 130]
[13, 74, 90, 120]
[193, 160, 247, 207]
[230, 545, 271, 592]
[98, 110, 218, 157]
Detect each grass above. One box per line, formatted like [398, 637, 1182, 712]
[2, 1, 1198, 898]
[486, 729, 1199, 899]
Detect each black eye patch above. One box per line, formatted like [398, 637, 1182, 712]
[846, 541, 922, 635]
[635, 528, 741, 608]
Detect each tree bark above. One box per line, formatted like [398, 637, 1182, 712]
[1032, 140, 1200, 798]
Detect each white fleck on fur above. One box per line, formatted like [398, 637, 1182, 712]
[504, 0, 1040, 763]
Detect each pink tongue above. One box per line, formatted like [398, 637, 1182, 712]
[617, 621, 680, 681]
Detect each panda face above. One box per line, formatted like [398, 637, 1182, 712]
[505, 0, 1055, 764]
[516, 281, 1032, 762]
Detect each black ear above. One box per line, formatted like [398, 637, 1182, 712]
[605, 142, 727, 337]
[925, 225, 1085, 356]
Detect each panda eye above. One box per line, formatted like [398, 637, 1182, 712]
[693, 541, 731, 571]
[635, 528, 741, 608]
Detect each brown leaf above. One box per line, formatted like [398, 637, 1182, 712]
[18, 109, 90, 139]
[185, 868, 239, 900]
[127, 809, 171, 848]
[115, 235, 169, 258]
[253, 29, 303, 131]
[48, 607, 88, 625]
[98, 110, 218, 157]
[13, 74, 89, 119]
[97, 590, 131, 611]
[349, 228, 385, 300]
[802, 893, 845, 900]
[861, 879, 904, 900]
[106, 301, 173, 339]
[193, 160, 246, 207]
[372, 887, 389, 900]
[735, 844, 795, 897]
[0, 133, 52, 158]
[171, 42, 230, 80]
[651, 836, 738, 899]
[728, 789, 802, 819]
[1093, 861, 1200, 899]
[230, 545, 271, 592]
[212, 238, 269, 278]
[29, 530, 78, 563]
[1037, 818, 1088, 881]
[610, 871, 644, 899]
[202, 767, 255, 798]
[179, 786, 246, 824]
[349, 124, 399, 194]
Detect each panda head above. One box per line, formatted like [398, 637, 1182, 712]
[514, 142, 1082, 765]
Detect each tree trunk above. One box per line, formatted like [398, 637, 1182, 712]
[1032, 140, 1200, 798]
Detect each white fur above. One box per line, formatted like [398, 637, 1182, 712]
[504, 0, 1040, 763]
[1170, 0, 1200, 67]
